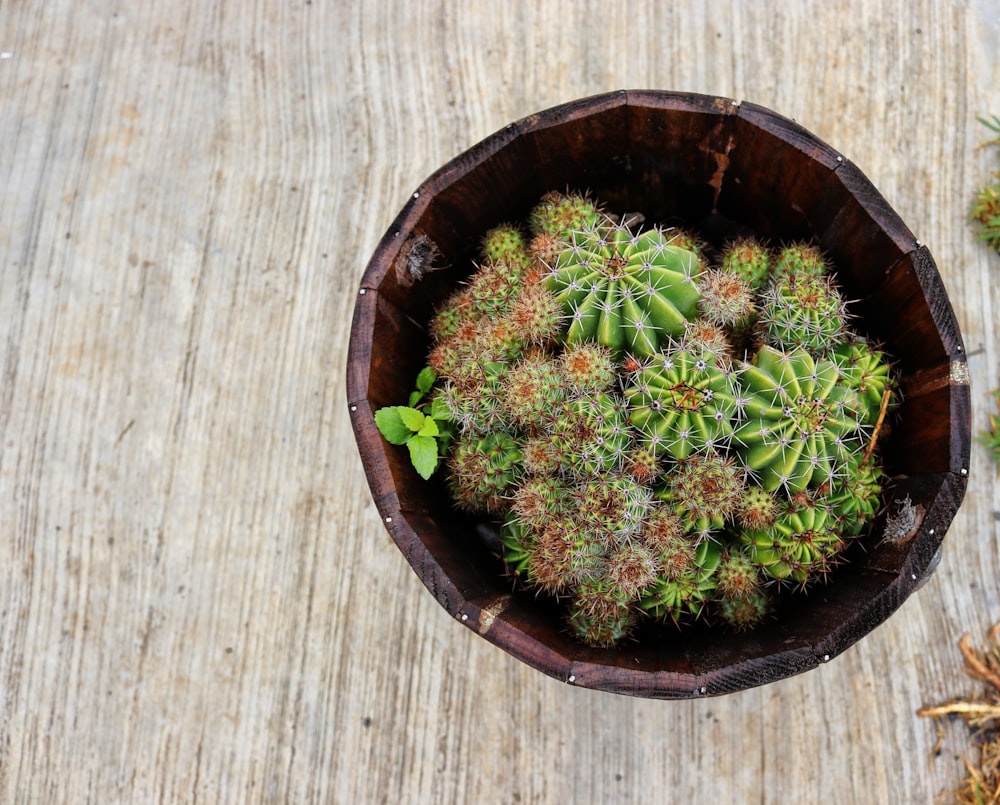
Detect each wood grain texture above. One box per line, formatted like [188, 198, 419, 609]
[1, 0, 998, 801]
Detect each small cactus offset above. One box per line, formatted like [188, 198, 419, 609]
[374, 190, 899, 648]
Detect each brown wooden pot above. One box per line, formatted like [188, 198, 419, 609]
[346, 90, 970, 698]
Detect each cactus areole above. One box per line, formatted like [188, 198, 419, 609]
[347, 91, 970, 698]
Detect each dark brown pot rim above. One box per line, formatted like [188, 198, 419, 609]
[346, 90, 971, 698]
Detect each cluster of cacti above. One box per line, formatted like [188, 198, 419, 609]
[378, 190, 899, 648]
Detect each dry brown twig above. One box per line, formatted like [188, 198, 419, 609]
[918, 623, 1000, 804]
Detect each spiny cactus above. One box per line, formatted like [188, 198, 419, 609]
[481, 224, 533, 270]
[734, 345, 870, 493]
[625, 340, 743, 460]
[770, 243, 830, 285]
[639, 538, 721, 624]
[544, 224, 702, 357]
[496, 352, 566, 430]
[758, 272, 850, 354]
[657, 449, 746, 538]
[529, 190, 607, 241]
[740, 500, 845, 585]
[697, 267, 757, 330]
[549, 392, 633, 477]
[715, 549, 764, 600]
[446, 430, 523, 514]
[822, 455, 885, 537]
[830, 338, 897, 426]
[720, 237, 772, 292]
[716, 588, 772, 630]
[569, 575, 636, 647]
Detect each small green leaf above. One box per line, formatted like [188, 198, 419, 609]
[397, 406, 426, 432]
[408, 390, 422, 407]
[417, 416, 439, 437]
[407, 435, 438, 479]
[416, 366, 437, 394]
[374, 407, 412, 445]
[430, 394, 452, 421]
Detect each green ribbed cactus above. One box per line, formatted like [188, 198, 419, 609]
[759, 273, 850, 354]
[720, 237, 772, 292]
[830, 338, 897, 426]
[545, 224, 702, 357]
[740, 501, 844, 584]
[733, 345, 869, 493]
[625, 341, 742, 460]
[639, 538, 721, 624]
[446, 430, 523, 514]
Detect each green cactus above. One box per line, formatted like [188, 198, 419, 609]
[740, 501, 844, 585]
[446, 430, 523, 515]
[697, 267, 757, 330]
[481, 224, 533, 270]
[733, 345, 870, 493]
[639, 538, 721, 624]
[720, 237, 772, 292]
[497, 352, 566, 430]
[656, 449, 746, 538]
[823, 455, 885, 537]
[549, 391, 633, 477]
[569, 574, 635, 647]
[770, 243, 830, 285]
[529, 190, 607, 240]
[544, 224, 702, 357]
[716, 588, 772, 630]
[829, 338, 896, 426]
[715, 549, 763, 601]
[625, 341, 743, 461]
[758, 273, 850, 354]
[574, 474, 652, 544]
[523, 519, 604, 596]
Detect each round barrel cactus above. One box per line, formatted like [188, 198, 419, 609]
[544, 224, 702, 357]
[733, 346, 870, 493]
[625, 341, 743, 460]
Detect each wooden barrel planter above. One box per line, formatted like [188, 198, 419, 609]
[346, 90, 970, 698]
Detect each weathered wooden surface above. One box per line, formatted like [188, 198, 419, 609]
[2, 1, 999, 801]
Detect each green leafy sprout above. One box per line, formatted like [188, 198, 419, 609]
[972, 114, 1000, 253]
[374, 367, 454, 480]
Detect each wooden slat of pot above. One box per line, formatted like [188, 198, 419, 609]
[622, 90, 740, 225]
[717, 101, 847, 243]
[512, 90, 631, 211]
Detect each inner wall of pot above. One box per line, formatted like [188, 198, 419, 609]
[374, 98, 956, 668]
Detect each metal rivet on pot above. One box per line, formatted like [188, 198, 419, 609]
[961, 468, 968, 476]
[836, 156, 843, 163]
[911, 574, 918, 580]
[460, 614, 468, 622]
[698, 686, 707, 695]
[568, 675, 576, 684]
[359, 288, 367, 295]
[929, 528, 935, 535]
[413, 192, 420, 199]
[821, 654, 830, 662]
[385, 516, 392, 524]
[349, 405, 357, 412]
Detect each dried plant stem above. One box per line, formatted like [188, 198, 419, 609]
[862, 388, 893, 467]
[918, 623, 1000, 804]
